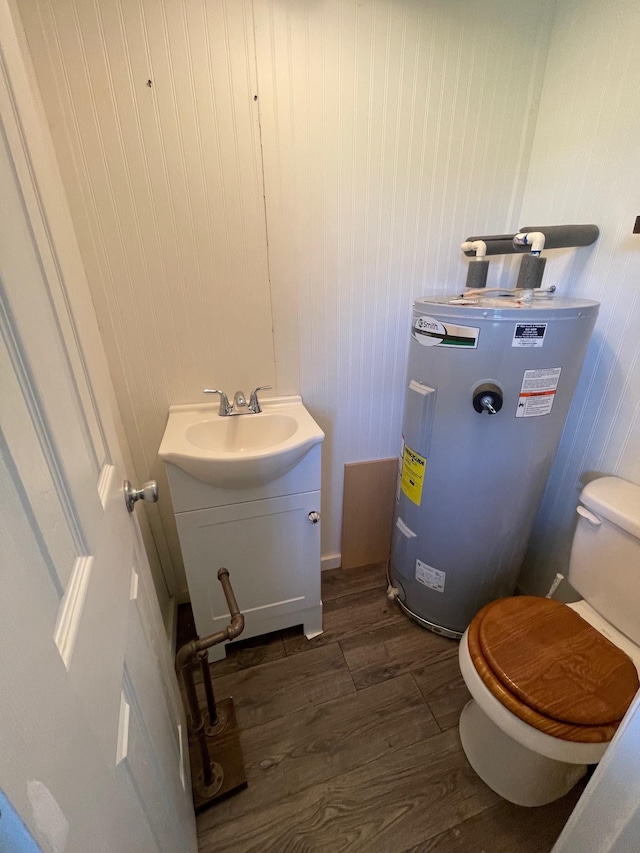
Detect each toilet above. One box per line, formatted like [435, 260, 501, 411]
[458, 475, 640, 807]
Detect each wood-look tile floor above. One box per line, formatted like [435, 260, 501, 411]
[184, 563, 585, 853]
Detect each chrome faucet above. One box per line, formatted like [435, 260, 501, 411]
[203, 385, 272, 416]
[203, 388, 232, 416]
[248, 386, 272, 413]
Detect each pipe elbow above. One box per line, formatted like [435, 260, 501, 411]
[461, 239, 487, 260]
[176, 639, 198, 671]
[179, 568, 244, 661]
[226, 613, 245, 642]
[514, 231, 546, 255]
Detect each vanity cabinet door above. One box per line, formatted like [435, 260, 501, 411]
[175, 491, 322, 655]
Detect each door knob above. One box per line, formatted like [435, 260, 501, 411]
[124, 480, 158, 513]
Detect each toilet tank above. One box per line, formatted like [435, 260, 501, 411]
[568, 476, 640, 646]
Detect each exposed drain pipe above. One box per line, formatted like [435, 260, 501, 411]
[176, 568, 245, 803]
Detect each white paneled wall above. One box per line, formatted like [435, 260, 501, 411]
[18, 0, 275, 589]
[518, 0, 640, 595]
[254, 0, 555, 557]
[19, 0, 557, 585]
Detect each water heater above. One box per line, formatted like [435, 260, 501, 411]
[389, 294, 599, 637]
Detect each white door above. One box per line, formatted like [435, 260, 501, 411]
[0, 5, 196, 851]
[551, 690, 640, 852]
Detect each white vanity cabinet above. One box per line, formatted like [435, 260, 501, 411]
[165, 442, 323, 661]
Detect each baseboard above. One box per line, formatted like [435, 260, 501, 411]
[321, 553, 341, 571]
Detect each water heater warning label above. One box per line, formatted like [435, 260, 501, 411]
[415, 559, 445, 592]
[516, 367, 562, 418]
[401, 444, 426, 506]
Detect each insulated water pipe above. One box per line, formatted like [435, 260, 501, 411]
[518, 224, 599, 250]
[461, 233, 520, 256]
[460, 225, 598, 301]
[461, 225, 599, 257]
[460, 239, 489, 289]
[514, 231, 547, 299]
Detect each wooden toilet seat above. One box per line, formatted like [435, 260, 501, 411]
[467, 596, 639, 743]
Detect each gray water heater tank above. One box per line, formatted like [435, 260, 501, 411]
[389, 294, 599, 638]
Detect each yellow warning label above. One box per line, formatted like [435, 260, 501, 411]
[401, 445, 426, 506]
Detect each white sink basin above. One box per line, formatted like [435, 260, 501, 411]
[158, 396, 324, 487]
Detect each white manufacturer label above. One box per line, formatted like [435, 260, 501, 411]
[516, 367, 562, 418]
[512, 323, 547, 348]
[415, 559, 446, 592]
[412, 315, 479, 349]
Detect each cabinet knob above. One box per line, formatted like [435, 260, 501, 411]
[308, 511, 320, 524]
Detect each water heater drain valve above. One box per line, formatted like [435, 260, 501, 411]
[472, 383, 503, 415]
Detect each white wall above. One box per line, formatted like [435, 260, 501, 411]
[16, 0, 556, 590]
[17, 0, 275, 591]
[517, 0, 640, 595]
[254, 0, 555, 561]
[31, 0, 632, 594]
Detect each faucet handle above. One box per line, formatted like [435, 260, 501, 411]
[248, 385, 272, 413]
[203, 388, 231, 416]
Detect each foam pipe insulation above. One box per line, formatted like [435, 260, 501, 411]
[465, 260, 489, 289]
[460, 239, 490, 289]
[518, 224, 599, 250]
[462, 234, 522, 257]
[462, 225, 599, 257]
[516, 253, 547, 290]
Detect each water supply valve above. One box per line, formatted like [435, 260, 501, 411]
[472, 383, 503, 415]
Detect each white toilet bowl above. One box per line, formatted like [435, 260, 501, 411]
[458, 627, 607, 806]
[456, 477, 640, 807]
